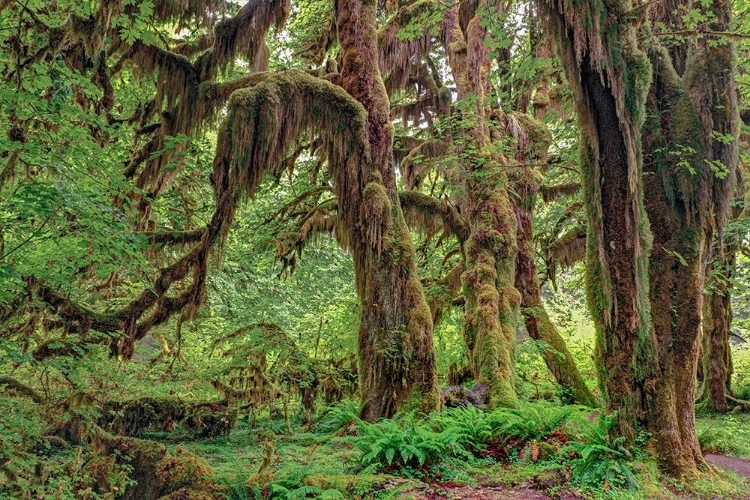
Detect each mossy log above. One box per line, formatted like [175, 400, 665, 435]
[98, 398, 236, 438]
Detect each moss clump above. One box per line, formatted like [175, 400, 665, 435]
[82, 431, 225, 500]
[361, 180, 393, 254]
[304, 474, 410, 495]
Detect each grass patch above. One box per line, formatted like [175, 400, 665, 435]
[696, 413, 750, 459]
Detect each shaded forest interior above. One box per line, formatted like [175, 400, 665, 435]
[1, 0, 750, 499]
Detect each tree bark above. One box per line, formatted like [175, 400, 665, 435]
[337, 0, 439, 421]
[640, 0, 738, 473]
[540, 0, 739, 478]
[698, 256, 733, 413]
[538, 0, 658, 467]
[443, 1, 520, 408]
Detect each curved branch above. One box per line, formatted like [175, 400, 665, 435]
[211, 70, 370, 238]
[540, 182, 582, 202]
[398, 191, 470, 243]
[547, 225, 587, 269]
[0, 376, 43, 404]
[141, 229, 206, 246]
[31, 188, 237, 358]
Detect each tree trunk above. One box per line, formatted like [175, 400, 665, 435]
[336, 0, 439, 421]
[461, 186, 521, 408]
[641, 149, 709, 473]
[698, 256, 733, 413]
[640, 0, 738, 473]
[513, 188, 598, 407]
[443, 1, 520, 408]
[541, 0, 739, 477]
[538, 0, 659, 466]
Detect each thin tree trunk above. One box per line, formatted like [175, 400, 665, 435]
[697, 146, 749, 412]
[698, 256, 733, 413]
[510, 18, 596, 407]
[514, 192, 598, 407]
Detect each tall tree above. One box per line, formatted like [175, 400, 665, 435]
[512, 18, 598, 408]
[640, 0, 739, 473]
[1, 0, 440, 421]
[441, 0, 522, 408]
[211, 0, 440, 421]
[538, 0, 654, 444]
[539, 0, 740, 476]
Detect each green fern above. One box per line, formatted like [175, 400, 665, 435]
[430, 405, 494, 450]
[697, 424, 733, 454]
[734, 385, 750, 401]
[315, 399, 361, 434]
[563, 415, 639, 492]
[263, 464, 343, 500]
[217, 475, 252, 500]
[489, 402, 576, 442]
[354, 414, 470, 471]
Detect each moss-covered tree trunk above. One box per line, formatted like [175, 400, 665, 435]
[698, 257, 734, 413]
[641, 133, 710, 472]
[541, 0, 654, 439]
[443, 1, 520, 408]
[698, 146, 748, 413]
[513, 171, 598, 407]
[505, 21, 596, 407]
[337, 0, 439, 421]
[640, 0, 738, 473]
[541, 0, 739, 477]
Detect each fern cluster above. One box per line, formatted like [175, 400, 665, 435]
[250, 464, 344, 500]
[353, 402, 582, 474]
[491, 402, 578, 442]
[562, 415, 639, 492]
[430, 405, 496, 450]
[314, 399, 360, 435]
[355, 414, 471, 471]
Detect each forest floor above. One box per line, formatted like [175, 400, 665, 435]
[140, 407, 750, 500]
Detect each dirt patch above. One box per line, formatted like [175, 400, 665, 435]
[705, 454, 750, 479]
[407, 482, 584, 499]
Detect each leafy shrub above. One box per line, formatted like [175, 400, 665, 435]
[563, 415, 638, 492]
[354, 414, 470, 471]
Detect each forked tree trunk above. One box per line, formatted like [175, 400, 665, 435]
[640, 0, 738, 473]
[337, 0, 439, 421]
[541, 0, 739, 477]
